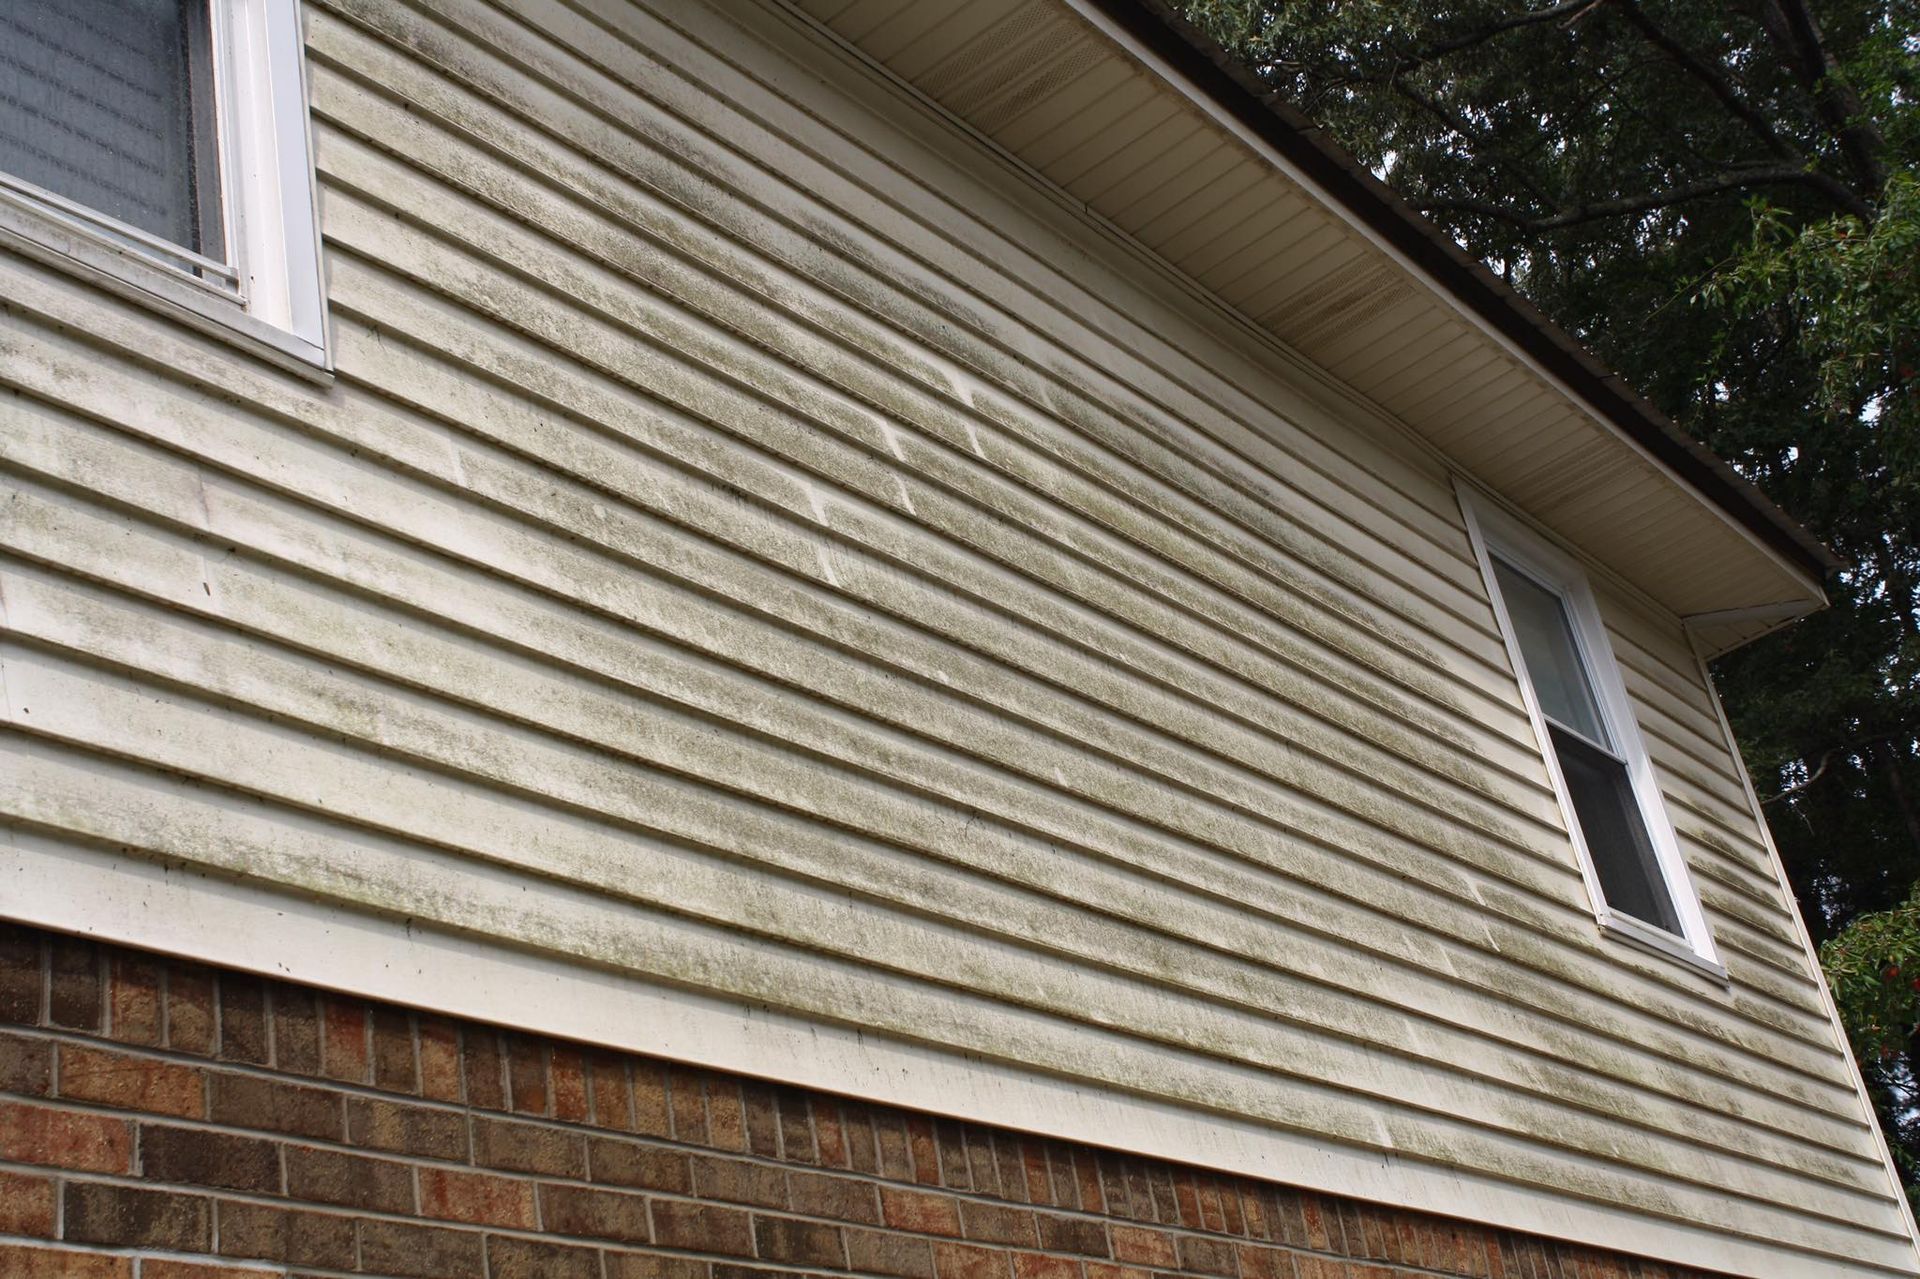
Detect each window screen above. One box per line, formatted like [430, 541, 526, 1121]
[0, 0, 224, 260]
[1491, 556, 1683, 935]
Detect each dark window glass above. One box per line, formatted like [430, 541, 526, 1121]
[1491, 559, 1606, 743]
[1550, 726, 1682, 934]
[0, 0, 224, 259]
[1491, 555, 1684, 937]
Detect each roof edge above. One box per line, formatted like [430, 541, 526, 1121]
[1086, 0, 1842, 586]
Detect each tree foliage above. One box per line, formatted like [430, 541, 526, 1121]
[1175, 0, 1919, 1183]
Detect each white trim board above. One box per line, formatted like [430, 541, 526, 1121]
[2, 833, 1908, 1279]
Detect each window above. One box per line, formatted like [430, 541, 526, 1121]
[1460, 490, 1721, 974]
[0, 0, 326, 368]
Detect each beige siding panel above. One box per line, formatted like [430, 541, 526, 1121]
[0, 0, 1906, 1270]
[0, 245, 1858, 1106]
[303, 22, 1528, 737]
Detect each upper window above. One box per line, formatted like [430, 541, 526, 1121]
[1461, 491, 1721, 974]
[0, 0, 326, 368]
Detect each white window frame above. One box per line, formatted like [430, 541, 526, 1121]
[1457, 485, 1724, 978]
[0, 0, 328, 372]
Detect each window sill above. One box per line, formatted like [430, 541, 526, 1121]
[0, 189, 331, 383]
[1599, 912, 1730, 985]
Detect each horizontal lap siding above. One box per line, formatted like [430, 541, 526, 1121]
[0, 0, 1905, 1269]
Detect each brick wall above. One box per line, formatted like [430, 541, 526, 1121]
[0, 923, 1720, 1279]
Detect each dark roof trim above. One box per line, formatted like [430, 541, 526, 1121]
[1088, 0, 1842, 583]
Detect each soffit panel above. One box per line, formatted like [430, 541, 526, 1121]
[791, 0, 1824, 632]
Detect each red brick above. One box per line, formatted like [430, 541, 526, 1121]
[1224, 1182, 1251, 1236]
[473, 1114, 585, 1177]
[285, 1144, 413, 1213]
[707, 1079, 748, 1152]
[270, 983, 322, 1075]
[692, 1153, 788, 1208]
[1110, 1225, 1177, 1269]
[741, 1083, 780, 1157]
[874, 1113, 915, 1181]
[217, 975, 269, 1065]
[540, 1183, 653, 1243]
[963, 1200, 1038, 1247]
[1014, 1254, 1081, 1279]
[139, 1124, 280, 1192]
[884, 1185, 964, 1236]
[591, 1135, 692, 1193]
[508, 1034, 548, 1115]
[0, 1245, 130, 1278]
[164, 963, 215, 1055]
[0, 1099, 132, 1172]
[1022, 1142, 1054, 1207]
[490, 1234, 602, 1279]
[1236, 1243, 1287, 1279]
[107, 954, 161, 1045]
[462, 1027, 507, 1110]
[552, 1045, 589, 1122]
[0, 926, 41, 1024]
[1239, 1190, 1270, 1242]
[789, 1169, 880, 1224]
[632, 1061, 672, 1137]
[841, 1102, 881, 1176]
[359, 1219, 485, 1279]
[0, 1170, 54, 1236]
[60, 1044, 202, 1119]
[1084, 1266, 1153, 1279]
[64, 1182, 209, 1250]
[46, 937, 100, 1031]
[935, 1122, 970, 1190]
[1197, 1180, 1227, 1234]
[994, 1135, 1029, 1203]
[0, 1032, 52, 1095]
[963, 1128, 1000, 1194]
[653, 1200, 755, 1256]
[848, 1227, 936, 1279]
[1039, 1212, 1111, 1257]
[605, 1253, 713, 1279]
[419, 1166, 537, 1228]
[588, 1052, 633, 1131]
[906, 1116, 942, 1185]
[347, 1096, 467, 1159]
[813, 1097, 848, 1167]
[418, 1015, 463, 1102]
[669, 1066, 708, 1143]
[217, 1199, 358, 1269]
[935, 1240, 1012, 1279]
[1177, 1234, 1237, 1277]
[210, 1072, 343, 1140]
[755, 1214, 845, 1267]
[320, 998, 368, 1084]
[371, 1006, 416, 1092]
[776, 1088, 816, 1163]
[1071, 1151, 1105, 1215]
[144, 1263, 278, 1279]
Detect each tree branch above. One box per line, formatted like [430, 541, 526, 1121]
[1757, 0, 1889, 199]
[1406, 0, 1611, 64]
[1415, 164, 1875, 231]
[1613, 2, 1805, 167]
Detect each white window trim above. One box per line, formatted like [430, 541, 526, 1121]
[0, 0, 328, 374]
[1456, 484, 1725, 979]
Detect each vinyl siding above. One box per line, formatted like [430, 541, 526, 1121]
[0, 0, 1908, 1272]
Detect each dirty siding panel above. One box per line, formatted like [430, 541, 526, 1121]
[0, 0, 1907, 1272]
